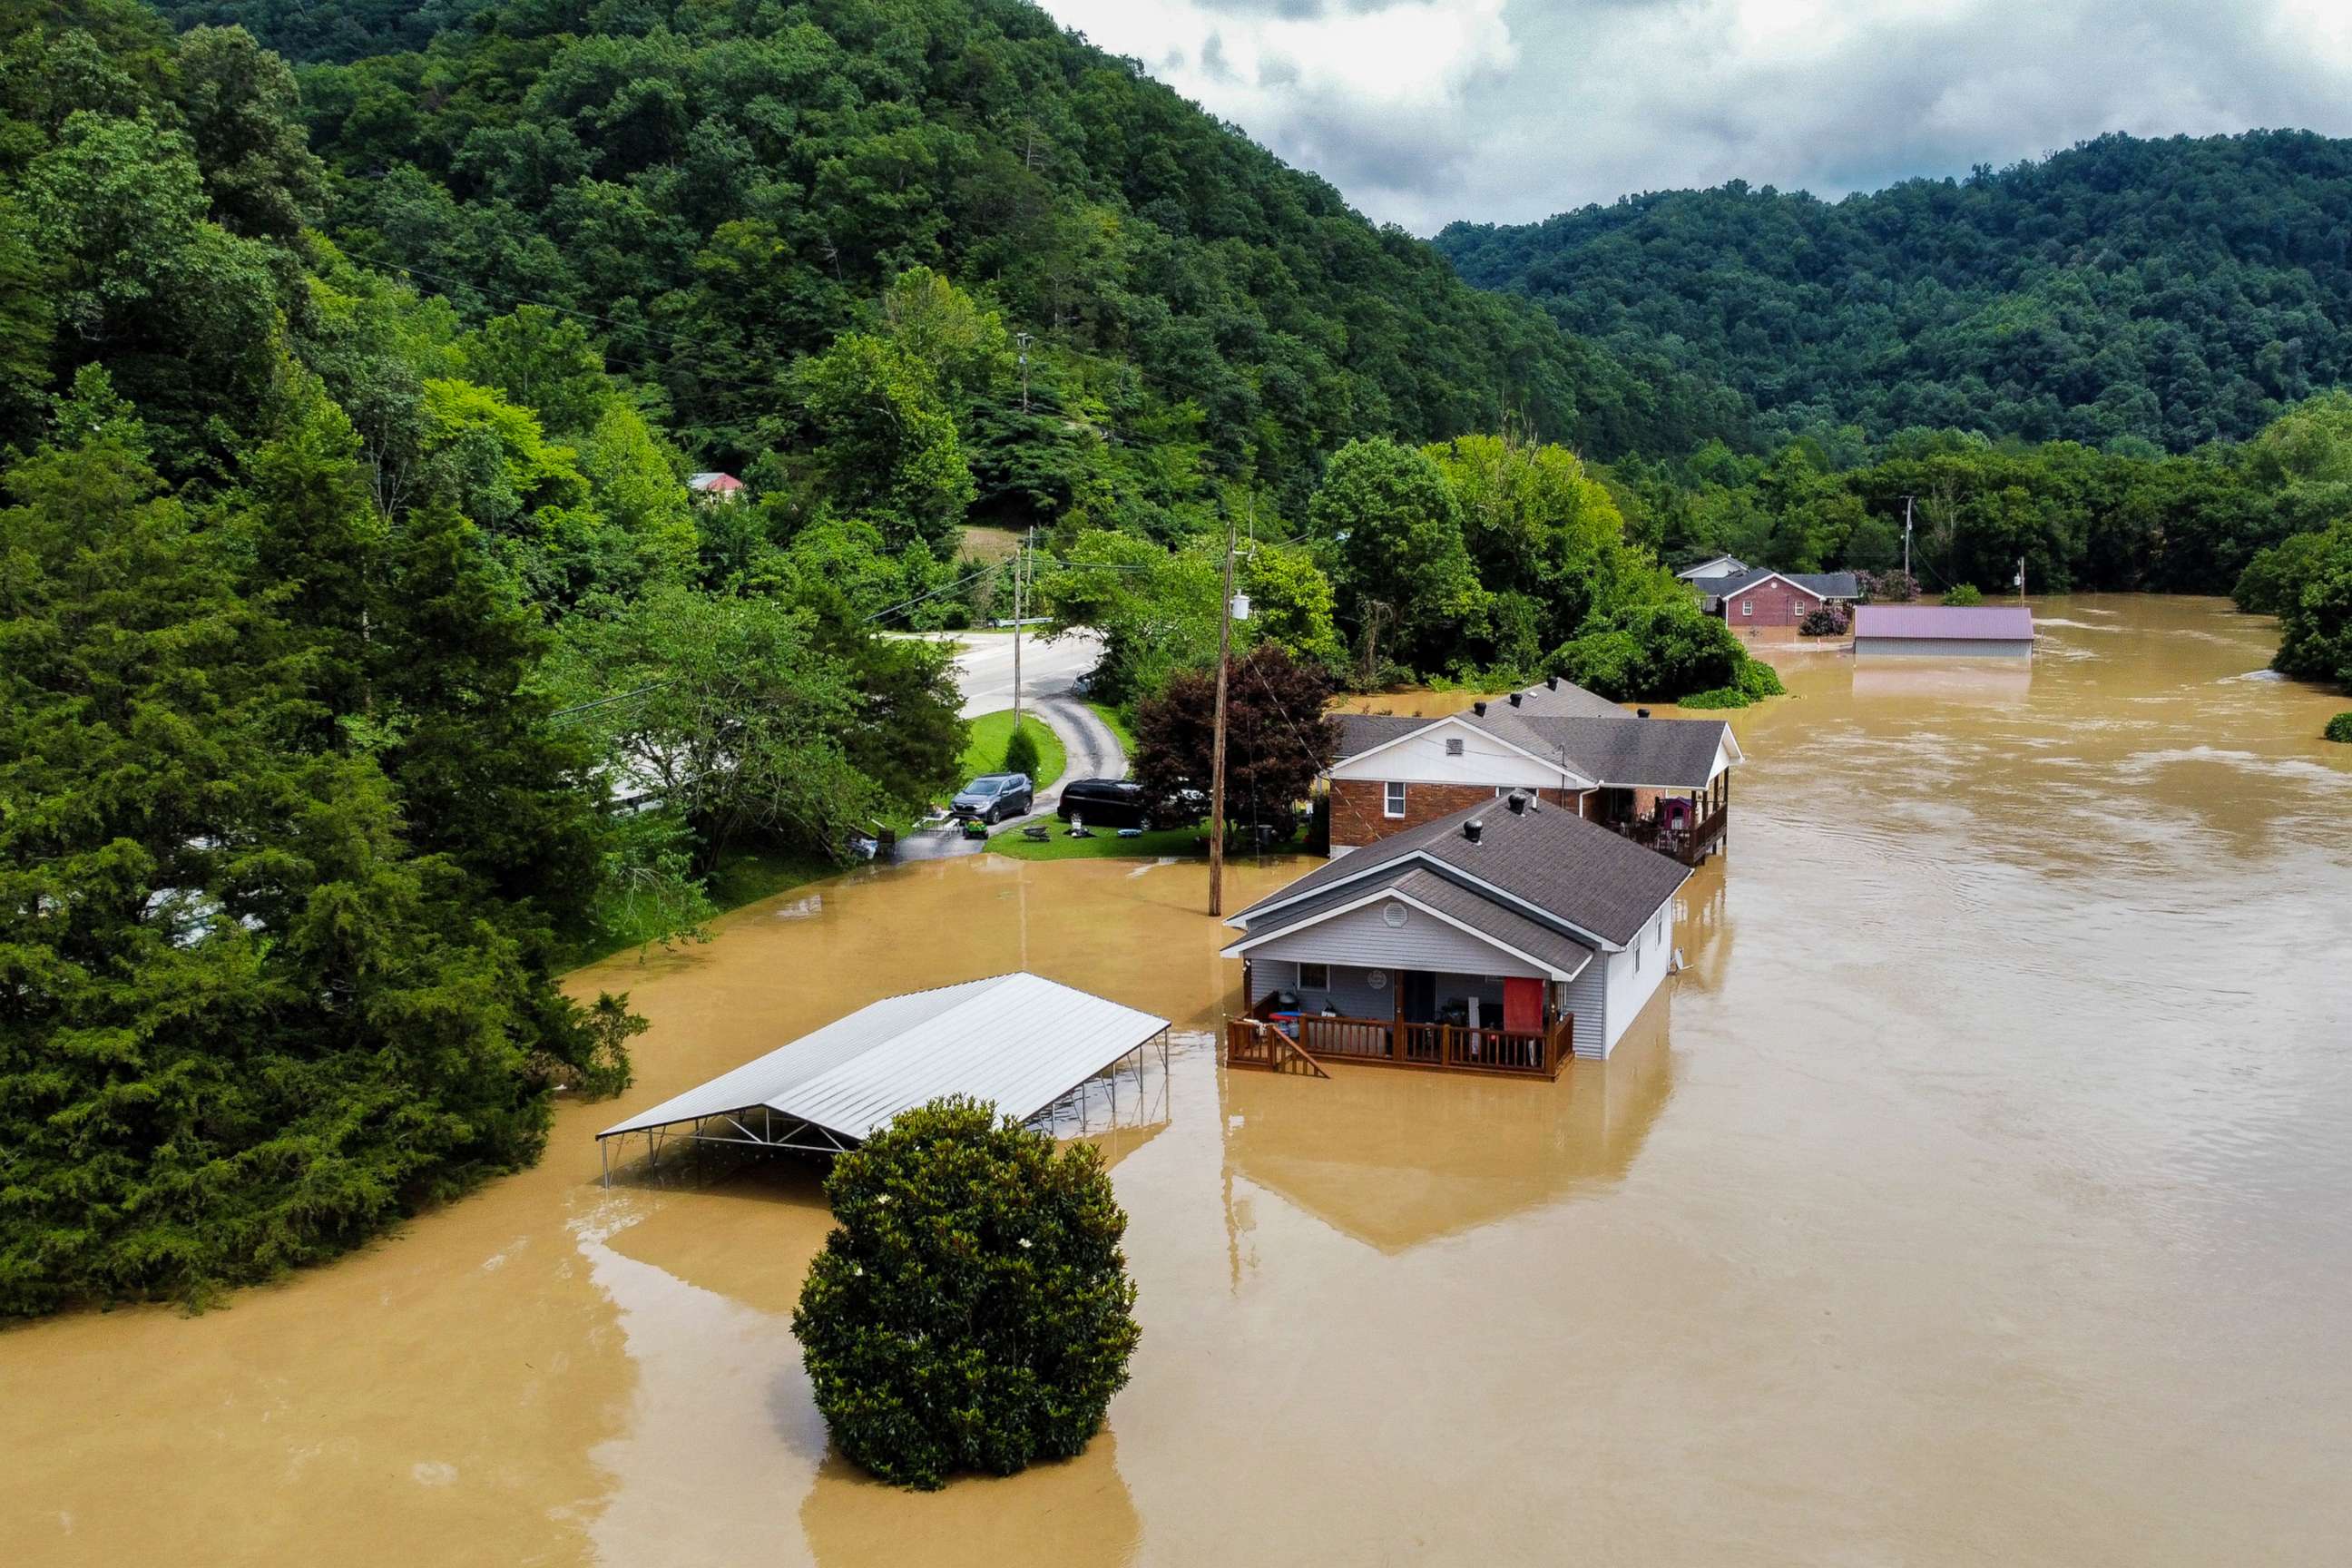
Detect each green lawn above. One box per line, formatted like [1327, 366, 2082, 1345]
[987, 823, 1210, 861]
[960, 708, 1066, 790]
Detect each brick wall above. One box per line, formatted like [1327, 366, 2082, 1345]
[1720, 577, 1823, 632]
[1329, 779, 1584, 849]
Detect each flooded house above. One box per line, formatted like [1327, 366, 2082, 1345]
[1685, 566, 1860, 640]
[1221, 791, 1689, 1071]
[1326, 677, 1741, 867]
[1853, 603, 2036, 656]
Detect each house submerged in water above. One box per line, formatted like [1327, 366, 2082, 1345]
[1324, 677, 1742, 867]
[1220, 789, 1690, 1073]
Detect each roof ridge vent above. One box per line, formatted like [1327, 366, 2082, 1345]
[1505, 790, 1529, 815]
[1507, 691, 1523, 707]
[1472, 701, 1487, 717]
[1544, 675, 1559, 691]
[1463, 818, 1484, 845]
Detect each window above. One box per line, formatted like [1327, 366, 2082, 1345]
[1298, 963, 1329, 990]
[1384, 781, 1406, 818]
[1741, 598, 1754, 618]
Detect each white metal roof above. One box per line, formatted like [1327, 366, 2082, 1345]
[598, 973, 1171, 1144]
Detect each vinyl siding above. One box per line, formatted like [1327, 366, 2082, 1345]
[1855, 637, 2033, 659]
[1602, 899, 1674, 1052]
[1251, 962, 1515, 1028]
[1559, 945, 1609, 1060]
[1244, 897, 1549, 977]
[1328, 720, 1590, 789]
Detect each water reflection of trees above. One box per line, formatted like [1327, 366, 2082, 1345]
[1217, 997, 1677, 1257]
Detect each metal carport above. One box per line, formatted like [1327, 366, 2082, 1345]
[595, 972, 1171, 1181]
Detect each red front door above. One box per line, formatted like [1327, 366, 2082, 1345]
[1503, 977, 1544, 1034]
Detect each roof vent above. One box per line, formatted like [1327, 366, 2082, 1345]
[1507, 691, 1523, 707]
[1505, 790, 1529, 815]
[1544, 675, 1559, 691]
[1445, 737, 1465, 756]
[1463, 818, 1485, 845]
[1471, 701, 1487, 717]
[1636, 708, 1651, 719]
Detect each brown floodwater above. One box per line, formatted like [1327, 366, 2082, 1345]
[9, 595, 2351, 1565]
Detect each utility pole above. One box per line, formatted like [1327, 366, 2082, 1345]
[1208, 512, 1237, 918]
[1902, 495, 1915, 582]
[1016, 331, 1033, 415]
[1011, 531, 1026, 736]
[2016, 554, 2026, 602]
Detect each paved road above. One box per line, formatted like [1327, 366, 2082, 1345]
[894, 629, 1127, 858]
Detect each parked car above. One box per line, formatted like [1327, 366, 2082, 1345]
[951, 772, 1034, 822]
[1057, 777, 1152, 828]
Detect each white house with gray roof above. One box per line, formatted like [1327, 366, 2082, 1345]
[1223, 792, 1688, 1067]
[1325, 676, 1741, 865]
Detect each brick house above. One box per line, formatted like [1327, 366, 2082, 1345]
[1325, 677, 1740, 864]
[1686, 567, 1858, 641]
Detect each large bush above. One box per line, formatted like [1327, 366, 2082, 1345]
[1941, 583, 1985, 606]
[2326, 712, 2352, 743]
[793, 1097, 1142, 1490]
[1737, 657, 1786, 699]
[1549, 597, 1744, 701]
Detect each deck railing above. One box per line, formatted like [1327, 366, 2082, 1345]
[1229, 1012, 1577, 1079]
[1612, 808, 1727, 867]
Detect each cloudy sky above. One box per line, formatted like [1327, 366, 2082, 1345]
[1034, 0, 2352, 233]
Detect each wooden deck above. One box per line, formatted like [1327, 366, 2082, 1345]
[1227, 1012, 1577, 1080]
[1611, 807, 1727, 867]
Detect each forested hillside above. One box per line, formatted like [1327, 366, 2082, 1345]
[1437, 132, 2352, 454]
[198, 0, 1746, 510]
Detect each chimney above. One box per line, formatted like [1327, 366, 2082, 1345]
[1472, 701, 1487, 717]
[1508, 691, 1523, 707]
[1463, 818, 1485, 845]
[1506, 791, 1528, 815]
[1636, 707, 1651, 719]
[1545, 675, 1559, 691]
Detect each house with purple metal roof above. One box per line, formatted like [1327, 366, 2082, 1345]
[1853, 603, 2035, 657]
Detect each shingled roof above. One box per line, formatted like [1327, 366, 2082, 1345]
[1229, 794, 1690, 950]
[1689, 567, 1860, 601]
[1478, 713, 1732, 788]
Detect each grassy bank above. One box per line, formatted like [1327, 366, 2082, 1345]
[1084, 700, 1137, 759]
[988, 824, 1210, 861]
[960, 709, 1067, 790]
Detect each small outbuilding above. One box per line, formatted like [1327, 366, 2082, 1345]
[1853, 603, 2035, 657]
[596, 973, 1170, 1175]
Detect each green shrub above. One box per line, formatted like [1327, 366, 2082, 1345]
[1678, 686, 1750, 710]
[1941, 583, 1985, 606]
[1736, 658, 1785, 699]
[793, 1096, 1142, 1490]
[1001, 720, 1042, 779]
[2326, 712, 2352, 743]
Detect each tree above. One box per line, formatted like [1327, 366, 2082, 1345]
[1550, 597, 1748, 702]
[1942, 583, 1985, 606]
[2270, 520, 2352, 691]
[792, 329, 975, 554]
[1309, 437, 1477, 676]
[0, 376, 612, 1315]
[793, 1097, 1141, 1491]
[1132, 643, 1338, 835]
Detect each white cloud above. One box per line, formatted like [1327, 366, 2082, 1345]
[1034, 0, 2352, 233]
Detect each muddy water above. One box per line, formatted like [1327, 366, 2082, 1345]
[9, 594, 2351, 1566]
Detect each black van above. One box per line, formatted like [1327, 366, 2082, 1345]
[1057, 777, 1152, 828]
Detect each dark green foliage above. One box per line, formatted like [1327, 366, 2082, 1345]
[1550, 597, 1747, 703]
[1437, 132, 2352, 453]
[1676, 686, 1749, 710]
[1133, 643, 1338, 829]
[0, 382, 610, 1314]
[1942, 583, 1985, 606]
[793, 1097, 1142, 1491]
[2269, 520, 2352, 691]
[2325, 712, 2352, 742]
[1737, 659, 1786, 699]
[1000, 720, 1042, 779]
[207, 0, 1743, 505]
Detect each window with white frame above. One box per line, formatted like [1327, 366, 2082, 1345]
[1298, 963, 1329, 990]
[1384, 781, 1406, 818]
[1741, 598, 1754, 617]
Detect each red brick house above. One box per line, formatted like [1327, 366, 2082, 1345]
[1326, 678, 1740, 867]
[1686, 567, 1858, 640]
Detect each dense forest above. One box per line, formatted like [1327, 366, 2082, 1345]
[1437, 132, 2352, 455]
